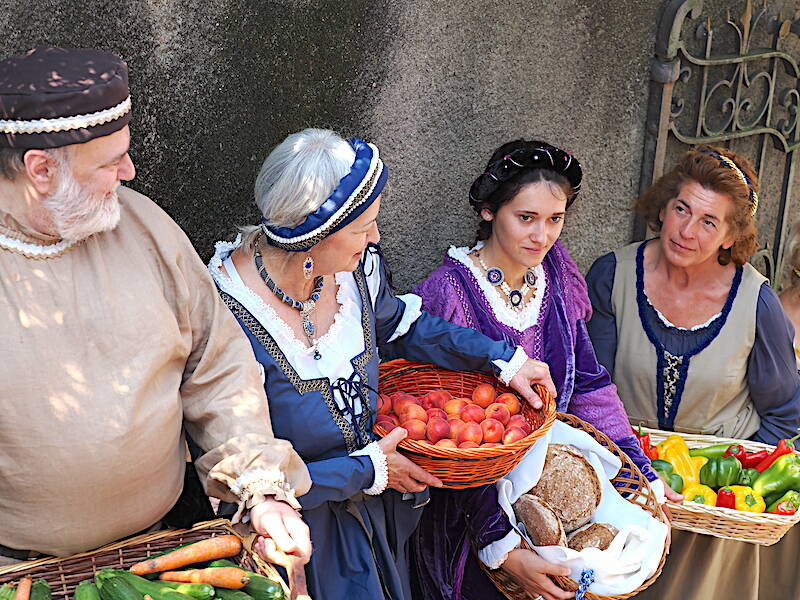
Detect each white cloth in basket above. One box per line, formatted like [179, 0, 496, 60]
[484, 420, 668, 596]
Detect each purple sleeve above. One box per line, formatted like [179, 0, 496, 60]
[412, 268, 474, 328]
[459, 484, 514, 549]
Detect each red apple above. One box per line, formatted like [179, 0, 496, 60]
[400, 404, 428, 423]
[458, 441, 480, 449]
[457, 422, 483, 445]
[403, 419, 427, 440]
[485, 403, 511, 425]
[377, 393, 393, 416]
[496, 393, 521, 415]
[426, 408, 448, 422]
[375, 417, 397, 432]
[444, 398, 469, 416]
[421, 390, 453, 410]
[472, 383, 497, 408]
[426, 418, 451, 443]
[507, 415, 531, 434]
[502, 426, 527, 445]
[481, 442, 501, 448]
[435, 439, 458, 448]
[394, 393, 420, 413]
[448, 417, 466, 440]
[461, 404, 485, 424]
[481, 418, 505, 443]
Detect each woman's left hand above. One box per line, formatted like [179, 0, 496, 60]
[508, 359, 557, 409]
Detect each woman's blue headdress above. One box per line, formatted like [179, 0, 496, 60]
[261, 138, 388, 252]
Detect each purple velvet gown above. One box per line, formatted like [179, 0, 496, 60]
[410, 241, 655, 600]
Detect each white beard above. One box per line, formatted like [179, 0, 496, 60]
[41, 166, 121, 242]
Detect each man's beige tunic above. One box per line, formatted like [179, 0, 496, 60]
[0, 187, 310, 556]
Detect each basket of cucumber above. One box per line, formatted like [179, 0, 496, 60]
[0, 520, 289, 600]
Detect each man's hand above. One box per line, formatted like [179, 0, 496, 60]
[501, 549, 574, 600]
[508, 359, 557, 409]
[378, 427, 443, 493]
[250, 497, 312, 564]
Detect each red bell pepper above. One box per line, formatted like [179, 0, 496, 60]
[634, 424, 659, 460]
[754, 432, 800, 473]
[716, 487, 736, 509]
[768, 500, 798, 516]
[741, 450, 769, 469]
[723, 444, 747, 463]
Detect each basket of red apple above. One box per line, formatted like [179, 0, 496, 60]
[375, 359, 557, 488]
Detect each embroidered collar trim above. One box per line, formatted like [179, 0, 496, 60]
[447, 243, 546, 332]
[0, 230, 81, 259]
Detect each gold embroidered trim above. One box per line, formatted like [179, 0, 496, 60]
[219, 266, 374, 452]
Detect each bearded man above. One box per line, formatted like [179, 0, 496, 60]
[0, 47, 312, 562]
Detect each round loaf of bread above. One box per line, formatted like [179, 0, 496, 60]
[512, 493, 567, 547]
[530, 443, 602, 532]
[567, 522, 619, 551]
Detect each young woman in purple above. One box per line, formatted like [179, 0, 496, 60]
[410, 140, 667, 600]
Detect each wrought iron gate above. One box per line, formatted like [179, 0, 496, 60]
[637, 0, 799, 288]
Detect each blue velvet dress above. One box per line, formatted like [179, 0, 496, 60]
[210, 243, 518, 600]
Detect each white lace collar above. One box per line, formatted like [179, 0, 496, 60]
[0, 230, 83, 259]
[645, 294, 721, 331]
[447, 243, 547, 333]
[208, 236, 361, 359]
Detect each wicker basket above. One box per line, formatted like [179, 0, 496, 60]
[0, 520, 290, 600]
[376, 360, 556, 489]
[483, 413, 669, 600]
[643, 427, 800, 545]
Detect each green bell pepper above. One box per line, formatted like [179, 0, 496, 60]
[699, 455, 742, 488]
[737, 468, 760, 487]
[651, 459, 684, 494]
[765, 490, 800, 514]
[753, 454, 800, 498]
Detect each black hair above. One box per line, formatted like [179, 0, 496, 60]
[468, 139, 582, 241]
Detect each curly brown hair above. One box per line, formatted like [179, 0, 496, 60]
[634, 145, 759, 266]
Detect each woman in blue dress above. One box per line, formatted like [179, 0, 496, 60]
[208, 128, 561, 600]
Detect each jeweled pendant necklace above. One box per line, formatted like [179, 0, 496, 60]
[475, 250, 537, 309]
[254, 243, 325, 360]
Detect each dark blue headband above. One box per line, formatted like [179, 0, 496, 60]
[262, 138, 388, 251]
[697, 149, 758, 216]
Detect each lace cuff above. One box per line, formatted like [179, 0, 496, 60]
[492, 346, 528, 385]
[478, 529, 522, 570]
[351, 441, 389, 495]
[228, 467, 300, 523]
[649, 476, 667, 504]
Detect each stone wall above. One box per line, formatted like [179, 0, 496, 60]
[1, 0, 796, 290]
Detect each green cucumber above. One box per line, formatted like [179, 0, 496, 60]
[30, 580, 51, 600]
[0, 585, 16, 600]
[74, 582, 101, 600]
[95, 572, 190, 600]
[211, 590, 253, 600]
[155, 584, 213, 600]
[98, 578, 143, 600]
[207, 561, 282, 600]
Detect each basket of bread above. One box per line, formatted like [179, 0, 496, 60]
[641, 427, 800, 545]
[376, 360, 556, 488]
[483, 413, 670, 600]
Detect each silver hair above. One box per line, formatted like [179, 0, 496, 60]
[240, 128, 355, 249]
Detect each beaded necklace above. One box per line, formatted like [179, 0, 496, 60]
[475, 250, 537, 309]
[254, 242, 325, 360]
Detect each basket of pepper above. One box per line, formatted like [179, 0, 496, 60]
[640, 427, 800, 545]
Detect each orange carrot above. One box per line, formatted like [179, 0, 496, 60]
[14, 578, 32, 600]
[158, 568, 249, 589]
[129, 535, 241, 575]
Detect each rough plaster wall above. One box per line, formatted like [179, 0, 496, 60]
[2, 0, 795, 291]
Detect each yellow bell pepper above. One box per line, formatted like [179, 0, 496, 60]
[683, 483, 717, 505]
[728, 485, 766, 513]
[656, 434, 708, 487]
